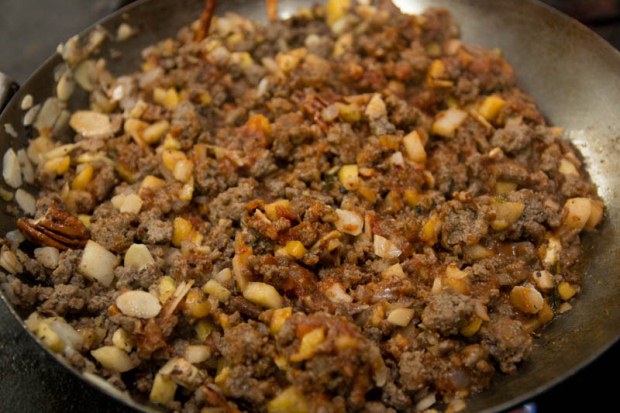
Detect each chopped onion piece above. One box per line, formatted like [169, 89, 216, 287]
[325, 283, 352, 303]
[431, 108, 467, 138]
[373, 235, 402, 259]
[334, 209, 363, 236]
[79, 240, 119, 287]
[124, 244, 155, 270]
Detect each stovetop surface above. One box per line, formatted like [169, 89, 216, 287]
[0, 1, 619, 412]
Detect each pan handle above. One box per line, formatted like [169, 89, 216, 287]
[0, 72, 19, 114]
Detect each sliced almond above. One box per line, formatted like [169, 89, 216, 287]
[116, 290, 162, 319]
[69, 110, 112, 138]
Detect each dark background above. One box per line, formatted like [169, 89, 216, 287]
[0, 0, 619, 412]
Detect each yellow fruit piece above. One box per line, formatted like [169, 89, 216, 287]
[326, 0, 351, 26]
[150, 373, 177, 405]
[194, 319, 214, 342]
[202, 279, 230, 302]
[338, 164, 359, 190]
[71, 165, 94, 190]
[173, 159, 194, 183]
[265, 199, 291, 221]
[460, 317, 483, 337]
[124, 118, 149, 144]
[153, 87, 180, 109]
[142, 120, 170, 144]
[158, 276, 176, 304]
[492, 201, 525, 231]
[403, 189, 421, 208]
[285, 240, 307, 259]
[44, 156, 71, 175]
[270, 307, 292, 335]
[290, 328, 325, 362]
[172, 217, 192, 247]
[243, 282, 283, 309]
[337, 102, 361, 122]
[558, 281, 577, 301]
[36, 323, 64, 353]
[199, 91, 212, 107]
[162, 149, 187, 171]
[267, 387, 309, 413]
[478, 95, 506, 121]
[420, 213, 441, 245]
[141, 175, 166, 190]
[184, 289, 210, 319]
[163, 135, 181, 149]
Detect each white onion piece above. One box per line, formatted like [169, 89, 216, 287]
[335, 209, 363, 236]
[79, 240, 119, 287]
[124, 244, 155, 270]
[184, 345, 211, 364]
[373, 235, 402, 259]
[325, 283, 352, 303]
[34, 247, 60, 269]
[49, 317, 83, 350]
[432, 108, 468, 138]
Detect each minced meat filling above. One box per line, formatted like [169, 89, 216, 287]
[0, 2, 604, 413]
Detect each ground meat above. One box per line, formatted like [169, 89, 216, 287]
[482, 318, 533, 373]
[137, 210, 173, 244]
[421, 292, 475, 335]
[1, 4, 603, 413]
[39, 284, 87, 316]
[441, 201, 488, 248]
[490, 118, 532, 154]
[90, 204, 138, 253]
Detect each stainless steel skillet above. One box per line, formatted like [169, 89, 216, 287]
[0, 0, 619, 412]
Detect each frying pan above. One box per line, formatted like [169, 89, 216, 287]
[0, 0, 619, 411]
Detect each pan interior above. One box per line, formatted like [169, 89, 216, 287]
[0, 0, 618, 412]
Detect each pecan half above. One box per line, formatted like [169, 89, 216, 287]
[17, 204, 89, 250]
